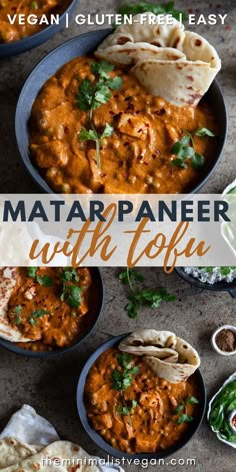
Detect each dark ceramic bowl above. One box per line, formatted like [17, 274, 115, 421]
[15, 30, 227, 194]
[175, 267, 236, 298]
[0, 268, 104, 358]
[76, 334, 206, 460]
[0, 0, 79, 57]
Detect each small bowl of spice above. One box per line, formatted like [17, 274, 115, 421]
[211, 325, 236, 356]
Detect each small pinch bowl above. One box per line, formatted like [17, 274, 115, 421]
[76, 334, 206, 460]
[0, 268, 104, 358]
[0, 0, 79, 58]
[15, 30, 227, 194]
[211, 324, 236, 356]
[175, 267, 236, 299]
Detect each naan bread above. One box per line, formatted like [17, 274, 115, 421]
[0, 440, 99, 472]
[119, 329, 200, 383]
[0, 267, 31, 342]
[96, 12, 221, 106]
[0, 437, 41, 468]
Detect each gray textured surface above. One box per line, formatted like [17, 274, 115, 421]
[0, 1, 236, 471]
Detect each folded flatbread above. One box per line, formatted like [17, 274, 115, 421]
[119, 329, 200, 383]
[96, 12, 221, 106]
[0, 440, 99, 471]
[0, 438, 41, 468]
[0, 267, 31, 342]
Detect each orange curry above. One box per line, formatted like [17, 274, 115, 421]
[0, 0, 71, 43]
[7, 267, 93, 351]
[29, 56, 218, 194]
[85, 347, 200, 454]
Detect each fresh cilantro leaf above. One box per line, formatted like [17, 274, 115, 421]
[76, 61, 122, 169]
[93, 86, 112, 108]
[115, 399, 138, 416]
[100, 123, 114, 139]
[125, 288, 176, 318]
[173, 404, 185, 415]
[191, 153, 205, 170]
[187, 396, 199, 405]
[195, 127, 215, 137]
[171, 127, 213, 170]
[27, 267, 38, 278]
[107, 76, 123, 90]
[36, 275, 53, 287]
[119, 268, 144, 288]
[13, 305, 22, 314]
[64, 285, 82, 309]
[62, 268, 80, 282]
[79, 127, 97, 142]
[91, 60, 115, 78]
[117, 353, 133, 369]
[175, 414, 193, 424]
[14, 315, 22, 325]
[28, 309, 49, 326]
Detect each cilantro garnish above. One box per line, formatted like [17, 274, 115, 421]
[175, 414, 194, 424]
[171, 128, 215, 170]
[28, 309, 50, 326]
[77, 60, 122, 169]
[112, 353, 139, 425]
[119, 268, 175, 318]
[27, 267, 53, 287]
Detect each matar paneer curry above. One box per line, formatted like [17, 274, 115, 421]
[7, 267, 94, 352]
[0, 0, 71, 43]
[85, 347, 200, 454]
[29, 56, 218, 194]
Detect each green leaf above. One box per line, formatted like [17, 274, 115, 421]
[13, 305, 22, 314]
[79, 127, 97, 142]
[175, 414, 194, 424]
[172, 158, 188, 168]
[195, 127, 215, 137]
[91, 60, 114, 78]
[93, 86, 112, 107]
[27, 267, 38, 278]
[173, 404, 185, 415]
[14, 315, 22, 325]
[180, 135, 191, 145]
[107, 76, 123, 90]
[100, 123, 114, 140]
[191, 153, 205, 170]
[187, 396, 199, 405]
[179, 145, 194, 159]
[28, 309, 49, 326]
[62, 268, 80, 282]
[117, 353, 132, 369]
[65, 285, 82, 309]
[36, 275, 53, 287]
[171, 141, 182, 155]
[125, 301, 140, 318]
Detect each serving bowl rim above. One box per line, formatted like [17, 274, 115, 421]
[0, 0, 79, 54]
[0, 267, 104, 358]
[76, 332, 207, 460]
[15, 29, 227, 195]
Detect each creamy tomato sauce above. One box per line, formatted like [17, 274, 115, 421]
[85, 347, 200, 454]
[29, 56, 218, 194]
[7, 267, 95, 351]
[0, 0, 71, 43]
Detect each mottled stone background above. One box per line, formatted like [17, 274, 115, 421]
[0, 1, 235, 471]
